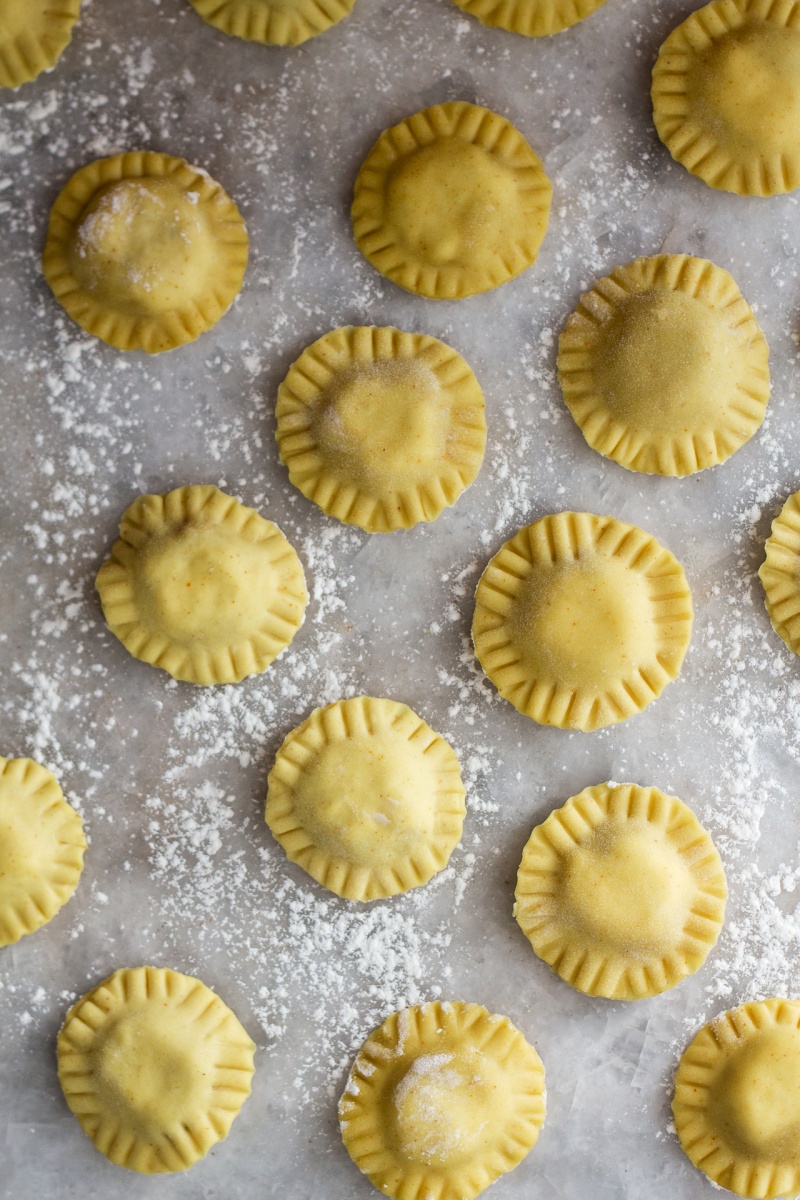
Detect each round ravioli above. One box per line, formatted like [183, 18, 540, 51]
[275, 325, 487, 533]
[42, 151, 248, 354]
[0, 0, 81, 89]
[472, 511, 693, 731]
[266, 696, 465, 901]
[652, 0, 800, 196]
[187, 0, 355, 44]
[352, 101, 552, 300]
[57, 966, 255, 1174]
[759, 490, 800, 657]
[0, 756, 85, 947]
[673, 998, 800, 1198]
[96, 484, 308, 686]
[514, 783, 727, 1000]
[448, 0, 605, 37]
[557, 254, 770, 476]
[339, 1001, 546, 1200]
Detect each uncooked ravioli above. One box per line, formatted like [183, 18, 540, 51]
[515, 783, 727, 999]
[96, 485, 307, 685]
[674, 998, 800, 1197]
[759, 489, 800, 658]
[57, 966, 255, 1174]
[0, 755, 85, 947]
[275, 325, 486, 532]
[352, 101, 552, 299]
[339, 1001, 546, 1200]
[472, 511, 693, 730]
[187, 0, 356, 45]
[652, 0, 800, 196]
[43, 151, 248, 353]
[557, 254, 770, 475]
[266, 696, 465, 900]
[448, 0, 606, 37]
[0, 0, 82, 89]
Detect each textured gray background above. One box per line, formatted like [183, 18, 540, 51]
[2, 0, 800, 1196]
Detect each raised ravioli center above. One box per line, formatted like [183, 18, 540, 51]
[94, 1009, 208, 1136]
[70, 178, 216, 315]
[593, 289, 739, 434]
[386, 138, 525, 267]
[560, 821, 694, 953]
[134, 524, 280, 647]
[318, 359, 447, 483]
[693, 23, 800, 156]
[290, 735, 436, 869]
[711, 1028, 800, 1161]
[392, 1049, 499, 1168]
[517, 555, 655, 689]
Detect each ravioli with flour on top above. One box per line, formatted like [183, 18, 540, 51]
[0, 0, 81, 89]
[558, 254, 770, 475]
[472, 510, 693, 731]
[674, 998, 800, 1198]
[276, 325, 486, 532]
[759, 489, 800, 657]
[58, 966, 255, 1174]
[0, 755, 85, 947]
[448, 0, 605, 37]
[187, 0, 356, 43]
[352, 101, 552, 300]
[96, 485, 307, 685]
[43, 151, 248, 353]
[652, 0, 800, 196]
[515, 783, 727, 1000]
[339, 1001, 545, 1200]
[266, 696, 465, 900]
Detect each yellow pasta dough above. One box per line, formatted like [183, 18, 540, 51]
[652, 0, 800, 196]
[339, 1001, 546, 1200]
[557, 254, 770, 475]
[266, 697, 465, 900]
[43, 151, 248, 353]
[0, 756, 85, 947]
[275, 325, 487, 532]
[187, 0, 356, 43]
[0, 0, 81, 89]
[472, 511, 693, 731]
[514, 783, 727, 1000]
[352, 101, 552, 300]
[96, 485, 308, 685]
[759, 490, 800, 657]
[448, 0, 605, 37]
[57, 966, 255, 1174]
[673, 998, 800, 1198]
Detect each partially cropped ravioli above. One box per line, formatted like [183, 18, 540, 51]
[0, 756, 85, 947]
[352, 101, 552, 299]
[759, 490, 800, 657]
[339, 1001, 546, 1200]
[266, 697, 465, 900]
[558, 254, 770, 475]
[674, 998, 800, 1198]
[652, 0, 800, 196]
[58, 966, 255, 1174]
[96, 485, 307, 685]
[187, 0, 356, 43]
[472, 511, 693, 731]
[275, 325, 486, 532]
[0, 0, 81, 89]
[448, 0, 606, 37]
[515, 783, 727, 1000]
[43, 151, 248, 353]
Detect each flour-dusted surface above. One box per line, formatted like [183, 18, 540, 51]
[1, 0, 799, 1198]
